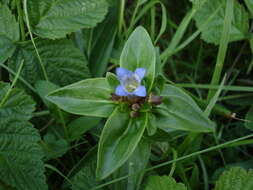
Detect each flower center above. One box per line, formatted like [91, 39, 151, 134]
[123, 75, 139, 93]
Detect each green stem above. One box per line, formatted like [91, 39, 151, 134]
[0, 62, 37, 94]
[0, 60, 24, 108]
[118, 0, 125, 37]
[16, 0, 25, 41]
[23, 0, 49, 81]
[150, 6, 156, 41]
[207, 0, 233, 100]
[91, 133, 253, 190]
[33, 110, 50, 117]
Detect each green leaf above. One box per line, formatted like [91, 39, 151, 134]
[68, 116, 101, 142]
[27, 0, 108, 39]
[124, 139, 151, 190]
[144, 176, 187, 190]
[42, 127, 69, 160]
[108, 139, 150, 190]
[89, 5, 118, 77]
[0, 82, 35, 121]
[120, 26, 156, 91]
[9, 39, 90, 86]
[0, 82, 47, 190]
[35, 80, 59, 107]
[147, 113, 157, 136]
[245, 106, 253, 130]
[47, 78, 115, 117]
[106, 72, 120, 90]
[35, 80, 70, 123]
[214, 167, 253, 190]
[155, 85, 215, 133]
[193, 0, 249, 45]
[0, 35, 16, 64]
[244, 0, 253, 15]
[96, 107, 148, 179]
[71, 150, 105, 190]
[0, 4, 19, 64]
[0, 4, 19, 42]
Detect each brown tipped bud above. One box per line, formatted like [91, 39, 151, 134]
[148, 93, 163, 105]
[130, 111, 139, 118]
[131, 103, 141, 111]
[111, 93, 120, 101]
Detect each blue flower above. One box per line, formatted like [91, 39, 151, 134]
[115, 67, 147, 97]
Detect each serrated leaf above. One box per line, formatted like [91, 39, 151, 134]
[0, 5, 18, 63]
[0, 35, 16, 64]
[0, 4, 19, 41]
[9, 39, 90, 86]
[120, 26, 156, 91]
[214, 167, 253, 190]
[27, 0, 108, 39]
[144, 176, 187, 190]
[96, 107, 148, 179]
[155, 85, 215, 133]
[0, 82, 35, 121]
[0, 82, 47, 190]
[47, 78, 115, 117]
[193, 0, 249, 45]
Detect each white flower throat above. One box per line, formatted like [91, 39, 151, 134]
[122, 74, 140, 93]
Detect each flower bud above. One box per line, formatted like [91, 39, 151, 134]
[131, 103, 141, 111]
[148, 93, 163, 105]
[130, 111, 139, 118]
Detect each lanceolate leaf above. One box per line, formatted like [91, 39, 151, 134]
[96, 107, 148, 179]
[124, 139, 151, 190]
[107, 139, 151, 190]
[145, 176, 187, 190]
[193, 0, 249, 45]
[214, 167, 253, 190]
[89, 5, 118, 77]
[120, 26, 156, 91]
[9, 39, 90, 86]
[155, 85, 215, 133]
[47, 78, 115, 117]
[0, 82, 47, 190]
[27, 0, 108, 39]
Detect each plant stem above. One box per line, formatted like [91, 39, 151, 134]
[16, 0, 25, 41]
[91, 133, 253, 190]
[207, 0, 233, 100]
[0, 60, 24, 108]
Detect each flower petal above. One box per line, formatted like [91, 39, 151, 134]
[116, 67, 132, 80]
[115, 85, 129, 96]
[133, 85, 146, 97]
[134, 68, 146, 80]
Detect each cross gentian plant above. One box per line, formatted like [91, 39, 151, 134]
[47, 26, 215, 182]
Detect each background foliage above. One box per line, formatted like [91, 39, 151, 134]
[0, 0, 253, 189]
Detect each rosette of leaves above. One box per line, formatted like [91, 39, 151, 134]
[47, 26, 215, 180]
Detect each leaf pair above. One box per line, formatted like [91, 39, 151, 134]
[47, 27, 215, 180]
